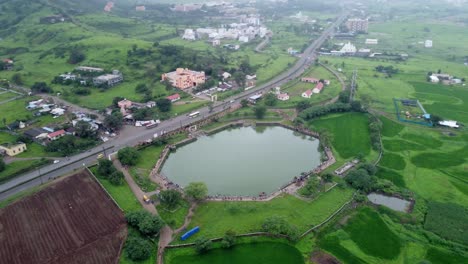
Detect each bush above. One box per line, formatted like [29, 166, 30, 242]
[159, 189, 182, 209]
[253, 105, 267, 119]
[109, 171, 124, 185]
[221, 230, 236, 248]
[118, 147, 140, 166]
[97, 159, 116, 176]
[125, 210, 165, 237]
[185, 182, 208, 201]
[194, 236, 212, 254]
[262, 216, 300, 241]
[299, 103, 351, 120]
[125, 236, 152, 261]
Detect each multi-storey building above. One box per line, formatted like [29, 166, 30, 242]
[162, 68, 205, 90]
[345, 18, 369, 33]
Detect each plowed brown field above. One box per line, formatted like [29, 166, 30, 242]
[0, 170, 127, 264]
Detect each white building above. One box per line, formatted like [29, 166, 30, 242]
[239, 36, 249, 43]
[429, 75, 439, 83]
[302, 89, 313, 99]
[439, 120, 459, 128]
[182, 29, 196, 40]
[425, 40, 433, 48]
[340, 42, 357, 54]
[365, 39, 378, 45]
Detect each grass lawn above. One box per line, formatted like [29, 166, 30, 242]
[156, 199, 190, 229]
[309, 113, 372, 160]
[0, 159, 51, 183]
[89, 167, 142, 213]
[167, 242, 304, 264]
[178, 188, 353, 243]
[379, 152, 407, 171]
[425, 247, 468, 264]
[424, 201, 468, 245]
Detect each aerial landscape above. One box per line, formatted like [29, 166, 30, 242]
[0, 0, 467, 263]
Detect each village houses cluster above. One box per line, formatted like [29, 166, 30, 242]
[57, 66, 123, 87]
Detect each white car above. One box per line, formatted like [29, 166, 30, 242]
[53, 160, 60, 164]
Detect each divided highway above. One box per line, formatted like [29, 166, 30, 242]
[0, 12, 348, 201]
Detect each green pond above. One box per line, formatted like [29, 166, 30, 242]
[170, 242, 305, 264]
[161, 126, 321, 196]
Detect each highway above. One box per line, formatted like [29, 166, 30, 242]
[0, 12, 348, 201]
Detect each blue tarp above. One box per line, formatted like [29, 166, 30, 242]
[181, 226, 200, 241]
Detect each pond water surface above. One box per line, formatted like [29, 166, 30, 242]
[161, 126, 321, 196]
[367, 193, 411, 212]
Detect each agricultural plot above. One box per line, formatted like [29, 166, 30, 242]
[319, 207, 402, 263]
[0, 170, 127, 264]
[309, 113, 373, 160]
[424, 201, 468, 245]
[393, 98, 432, 127]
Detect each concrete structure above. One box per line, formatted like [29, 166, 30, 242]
[182, 29, 196, 40]
[346, 18, 369, 33]
[59, 73, 76, 81]
[146, 101, 156, 108]
[439, 120, 459, 128]
[93, 70, 123, 87]
[302, 89, 313, 98]
[0, 143, 27, 157]
[47, 130, 66, 141]
[2, 59, 13, 70]
[425, 40, 433, 48]
[50, 108, 65, 116]
[75, 66, 104, 72]
[166, 94, 181, 103]
[239, 36, 249, 43]
[340, 42, 357, 54]
[365, 39, 378, 45]
[246, 74, 257, 87]
[248, 94, 262, 103]
[222, 72, 232, 80]
[118, 99, 132, 109]
[24, 128, 48, 140]
[429, 75, 439, 83]
[277, 93, 289, 101]
[135, 5, 146, 11]
[162, 68, 205, 90]
[301, 77, 319, 83]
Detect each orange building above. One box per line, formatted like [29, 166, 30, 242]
[162, 68, 205, 90]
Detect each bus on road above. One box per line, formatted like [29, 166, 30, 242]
[188, 111, 200, 118]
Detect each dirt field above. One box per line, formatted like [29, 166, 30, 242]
[0, 170, 127, 264]
[311, 250, 342, 264]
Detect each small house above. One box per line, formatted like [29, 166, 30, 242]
[24, 128, 49, 140]
[313, 83, 324, 94]
[0, 143, 27, 157]
[47, 130, 66, 141]
[429, 75, 439, 83]
[167, 94, 181, 103]
[277, 93, 289, 101]
[302, 89, 313, 99]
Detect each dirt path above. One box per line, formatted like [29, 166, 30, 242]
[174, 202, 198, 234]
[113, 160, 157, 214]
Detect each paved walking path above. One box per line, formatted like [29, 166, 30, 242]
[113, 160, 157, 214]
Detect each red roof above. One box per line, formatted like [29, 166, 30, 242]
[3, 59, 13, 64]
[315, 82, 324, 90]
[301, 77, 319, 83]
[303, 89, 313, 96]
[166, 94, 180, 101]
[48, 129, 65, 138]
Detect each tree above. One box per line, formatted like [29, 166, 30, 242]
[262, 216, 299, 241]
[338, 90, 350, 103]
[135, 84, 149, 94]
[233, 72, 246, 88]
[68, 49, 86, 64]
[11, 73, 23, 85]
[322, 172, 334, 183]
[430, 114, 443, 125]
[16, 134, 32, 144]
[185, 182, 208, 201]
[194, 236, 212, 254]
[133, 108, 151, 120]
[118, 147, 140, 166]
[345, 169, 376, 192]
[359, 163, 377, 176]
[126, 210, 165, 237]
[156, 98, 172, 112]
[31, 82, 53, 93]
[104, 112, 123, 131]
[301, 177, 320, 197]
[125, 236, 151, 261]
[97, 159, 115, 176]
[0, 157, 5, 173]
[109, 170, 124, 185]
[112, 96, 125, 107]
[296, 101, 312, 111]
[254, 105, 267, 119]
[264, 93, 277, 106]
[75, 120, 96, 138]
[221, 230, 236, 248]
[159, 189, 182, 209]
[240, 99, 249, 108]
[350, 100, 363, 112]
[126, 211, 148, 227]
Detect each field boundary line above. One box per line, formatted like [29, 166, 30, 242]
[86, 167, 124, 212]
